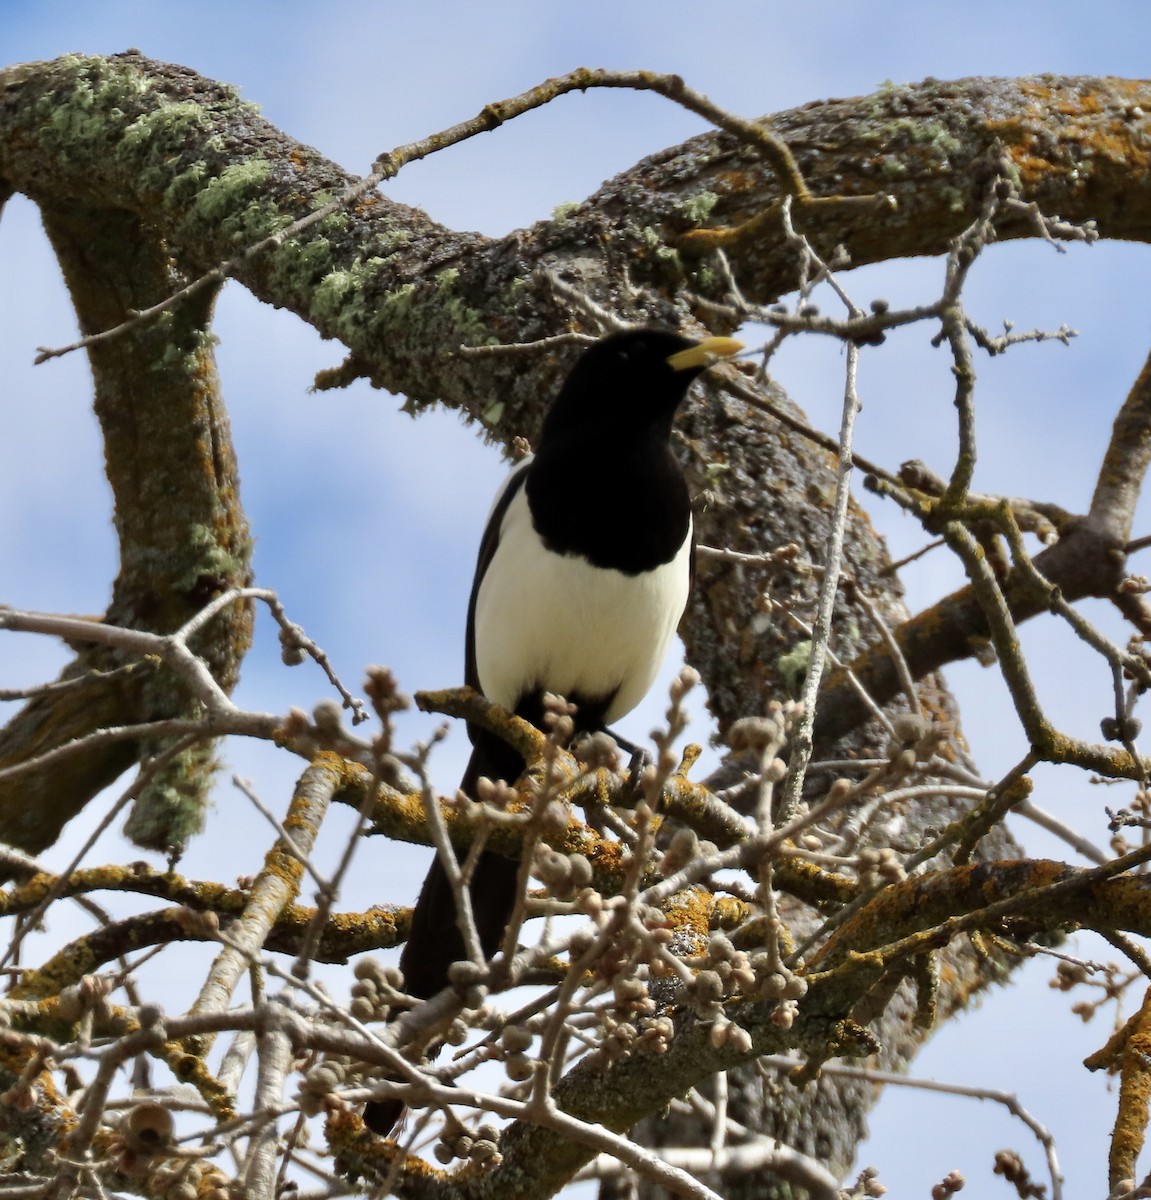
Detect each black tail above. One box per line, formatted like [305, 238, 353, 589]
[364, 730, 523, 1135]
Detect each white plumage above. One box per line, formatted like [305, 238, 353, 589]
[473, 456, 692, 726]
[366, 329, 742, 1136]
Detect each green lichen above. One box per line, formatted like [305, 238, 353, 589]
[690, 262, 719, 290]
[312, 256, 388, 325]
[442, 295, 491, 344]
[41, 54, 153, 152]
[374, 225, 411, 252]
[879, 117, 963, 161]
[674, 190, 720, 226]
[165, 158, 209, 205]
[190, 327, 221, 354]
[152, 336, 195, 373]
[124, 741, 218, 853]
[863, 80, 903, 121]
[552, 200, 581, 221]
[280, 235, 334, 280]
[313, 257, 499, 356]
[908, 120, 962, 157]
[193, 158, 270, 220]
[434, 268, 496, 346]
[941, 185, 968, 212]
[121, 99, 208, 154]
[166, 157, 287, 246]
[777, 641, 813, 696]
[318, 210, 350, 235]
[641, 226, 683, 273]
[312, 266, 360, 321]
[117, 100, 225, 208]
[1001, 158, 1024, 190]
[656, 245, 682, 270]
[379, 280, 417, 320]
[144, 323, 220, 371]
[174, 524, 251, 593]
[270, 221, 411, 301]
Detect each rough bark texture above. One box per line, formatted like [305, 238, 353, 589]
[0, 197, 251, 853]
[3, 54, 1149, 1195]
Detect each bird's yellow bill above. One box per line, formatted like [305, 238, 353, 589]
[666, 336, 745, 372]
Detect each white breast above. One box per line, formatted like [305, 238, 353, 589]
[473, 480, 691, 725]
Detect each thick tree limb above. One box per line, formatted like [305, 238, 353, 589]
[0, 196, 251, 854]
[5, 54, 1151, 1196]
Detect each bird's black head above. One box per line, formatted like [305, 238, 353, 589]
[539, 328, 742, 444]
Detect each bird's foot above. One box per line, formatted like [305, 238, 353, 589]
[624, 744, 652, 802]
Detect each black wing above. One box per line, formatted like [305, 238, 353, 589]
[463, 458, 531, 697]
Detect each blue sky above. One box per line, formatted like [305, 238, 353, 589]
[4, 3, 1151, 1193]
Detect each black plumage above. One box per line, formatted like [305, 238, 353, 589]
[365, 327, 741, 1134]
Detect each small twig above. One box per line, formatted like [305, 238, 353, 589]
[1000, 513, 1151, 692]
[539, 269, 632, 334]
[965, 316, 1077, 356]
[1003, 194, 1099, 249]
[779, 239, 865, 819]
[696, 542, 806, 572]
[0, 660, 150, 703]
[709, 1070, 729, 1160]
[719, 366, 899, 488]
[879, 537, 946, 576]
[1001, 798, 1109, 865]
[580, 1140, 840, 1200]
[0, 716, 245, 786]
[786, 753, 1035, 965]
[457, 331, 595, 358]
[775, 604, 895, 736]
[757, 1055, 1063, 1200]
[0, 737, 198, 973]
[232, 776, 332, 899]
[49, 1028, 163, 1199]
[290, 748, 389, 979]
[635, 773, 863, 913]
[257, 591, 367, 724]
[852, 587, 922, 719]
[34, 263, 228, 363]
[1098, 929, 1151, 981]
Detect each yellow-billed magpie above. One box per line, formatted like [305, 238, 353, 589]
[365, 328, 741, 1134]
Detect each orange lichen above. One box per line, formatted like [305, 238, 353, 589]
[663, 886, 716, 947]
[989, 80, 1151, 192]
[712, 168, 760, 197]
[1090, 985, 1151, 1190]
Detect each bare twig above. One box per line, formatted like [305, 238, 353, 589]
[778, 219, 864, 817]
[756, 1055, 1063, 1200]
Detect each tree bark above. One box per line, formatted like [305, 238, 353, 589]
[3, 54, 1148, 1194]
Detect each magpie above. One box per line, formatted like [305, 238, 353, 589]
[364, 327, 742, 1134]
